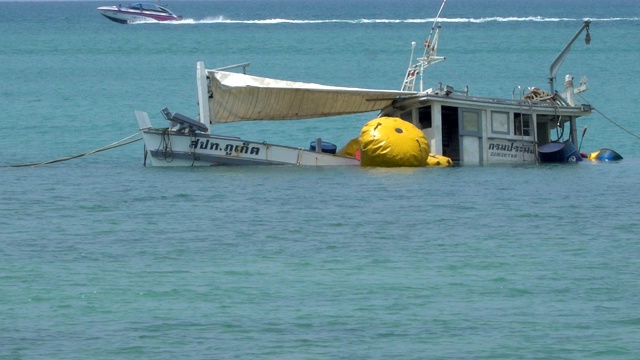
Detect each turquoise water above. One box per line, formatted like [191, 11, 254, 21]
[2, 1, 640, 358]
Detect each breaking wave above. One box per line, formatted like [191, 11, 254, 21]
[163, 16, 640, 25]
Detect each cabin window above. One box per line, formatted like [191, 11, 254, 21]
[461, 110, 480, 134]
[418, 106, 432, 129]
[514, 113, 532, 136]
[491, 111, 510, 135]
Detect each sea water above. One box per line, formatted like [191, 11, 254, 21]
[1, 0, 640, 358]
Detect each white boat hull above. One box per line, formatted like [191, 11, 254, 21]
[140, 129, 360, 167]
[97, 6, 181, 24]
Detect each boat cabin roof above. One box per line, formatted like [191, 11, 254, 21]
[128, 2, 171, 12]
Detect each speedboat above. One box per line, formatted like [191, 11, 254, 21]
[97, 2, 182, 24]
[133, 1, 621, 167]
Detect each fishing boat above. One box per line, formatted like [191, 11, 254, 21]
[134, 2, 620, 167]
[97, 2, 182, 24]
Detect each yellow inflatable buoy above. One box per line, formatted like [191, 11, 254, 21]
[336, 137, 360, 158]
[359, 117, 430, 167]
[426, 153, 453, 166]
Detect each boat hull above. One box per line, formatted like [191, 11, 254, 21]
[140, 129, 360, 167]
[97, 6, 181, 24]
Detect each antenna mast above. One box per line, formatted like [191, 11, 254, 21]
[401, 0, 447, 92]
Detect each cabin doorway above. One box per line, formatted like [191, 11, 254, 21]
[441, 106, 460, 161]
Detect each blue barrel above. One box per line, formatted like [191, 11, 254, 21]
[538, 140, 582, 163]
[538, 142, 566, 163]
[309, 141, 337, 154]
[562, 140, 583, 163]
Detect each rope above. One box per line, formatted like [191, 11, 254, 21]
[190, 133, 198, 166]
[577, 94, 640, 141]
[158, 128, 174, 162]
[1, 132, 142, 168]
[522, 87, 555, 102]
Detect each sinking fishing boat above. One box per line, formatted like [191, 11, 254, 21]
[134, 2, 620, 167]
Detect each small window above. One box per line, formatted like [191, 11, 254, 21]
[514, 113, 532, 136]
[491, 111, 509, 134]
[462, 111, 479, 133]
[418, 106, 432, 129]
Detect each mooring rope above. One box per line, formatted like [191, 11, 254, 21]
[576, 93, 640, 141]
[1, 132, 142, 168]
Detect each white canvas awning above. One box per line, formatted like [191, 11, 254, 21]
[208, 70, 417, 123]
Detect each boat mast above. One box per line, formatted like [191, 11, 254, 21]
[401, 0, 447, 92]
[548, 20, 591, 94]
[196, 61, 211, 132]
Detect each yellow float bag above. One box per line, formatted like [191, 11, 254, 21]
[426, 153, 453, 166]
[359, 117, 430, 167]
[336, 137, 360, 158]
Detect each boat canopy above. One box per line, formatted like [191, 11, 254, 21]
[208, 70, 417, 123]
[129, 3, 167, 12]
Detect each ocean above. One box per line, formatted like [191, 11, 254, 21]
[1, 0, 640, 358]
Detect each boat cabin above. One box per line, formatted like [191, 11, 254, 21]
[380, 83, 591, 165]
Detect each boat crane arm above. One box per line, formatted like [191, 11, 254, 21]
[549, 20, 591, 94]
